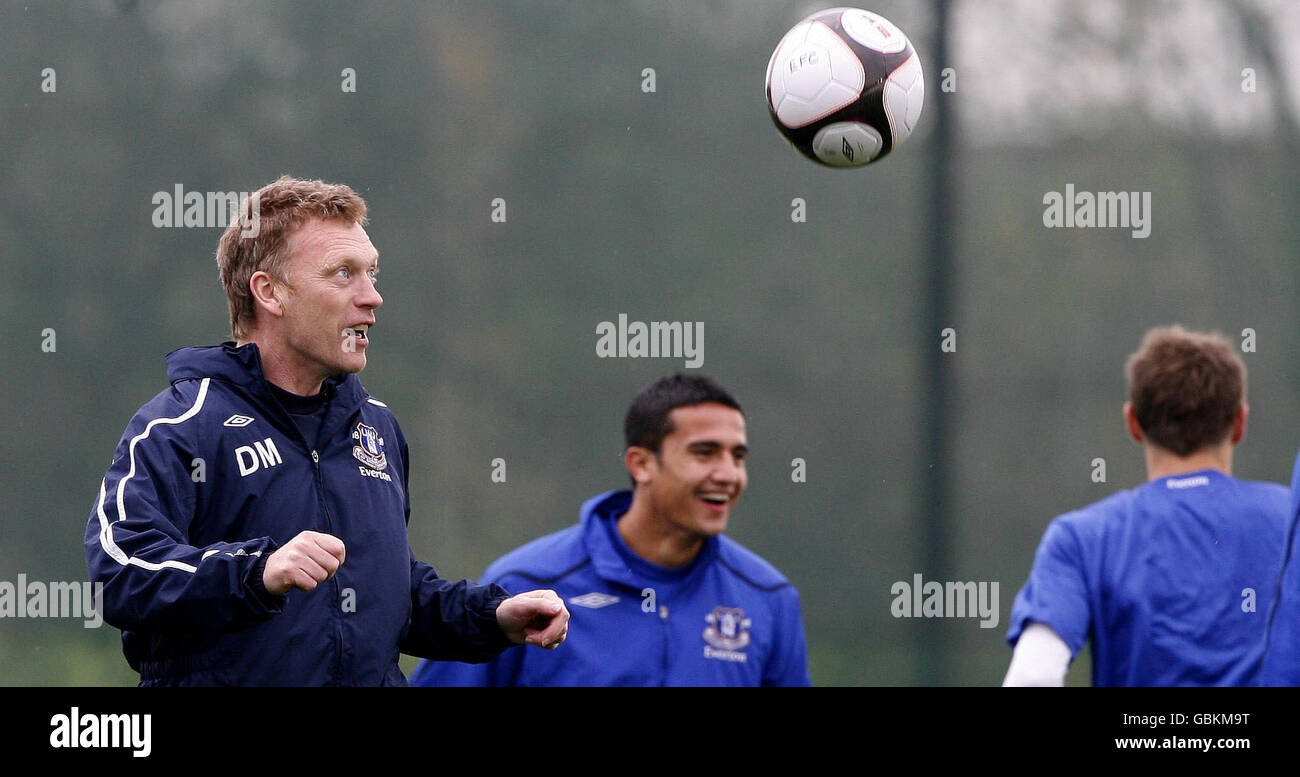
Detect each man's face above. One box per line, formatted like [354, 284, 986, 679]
[641, 403, 748, 539]
[277, 219, 382, 381]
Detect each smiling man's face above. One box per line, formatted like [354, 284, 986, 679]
[640, 402, 748, 539]
[276, 218, 382, 384]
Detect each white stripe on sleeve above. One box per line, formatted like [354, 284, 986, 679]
[95, 378, 210, 574]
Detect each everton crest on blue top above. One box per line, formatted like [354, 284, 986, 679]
[411, 489, 811, 686]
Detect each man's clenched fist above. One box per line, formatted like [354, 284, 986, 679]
[496, 590, 570, 649]
[262, 531, 347, 595]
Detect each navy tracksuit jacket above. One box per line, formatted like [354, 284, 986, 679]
[84, 342, 513, 685]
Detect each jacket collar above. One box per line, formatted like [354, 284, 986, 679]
[579, 489, 719, 590]
[165, 341, 370, 425]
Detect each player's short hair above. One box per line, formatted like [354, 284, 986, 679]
[1124, 325, 1246, 457]
[625, 374, 743, 455]
[216, 176, 368, 339]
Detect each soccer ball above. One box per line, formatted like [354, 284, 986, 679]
[765, 7, 924, 168]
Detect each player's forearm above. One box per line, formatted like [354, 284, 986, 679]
[402, 557, 515, 661]
[87, 531, 285, 632]
[1003, 621, 1071, 686]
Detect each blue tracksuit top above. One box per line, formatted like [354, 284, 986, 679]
[410, 489, 812, 686]
[1259, 450, 1300, 685]
[84, 342, 513, 685]
[1007, 469, 1288, 686]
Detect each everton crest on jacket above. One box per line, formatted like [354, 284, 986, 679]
[84, 343, 512, 686]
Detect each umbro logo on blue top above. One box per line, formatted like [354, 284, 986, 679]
[569, 592, 620, 609]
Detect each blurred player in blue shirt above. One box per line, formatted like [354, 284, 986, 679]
[411, 374, 811, 686]
[1004, 326, 1288, 686]
[1257, 451, 1300, 685]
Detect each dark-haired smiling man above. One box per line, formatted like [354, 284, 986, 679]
[412, 374, 812, 686]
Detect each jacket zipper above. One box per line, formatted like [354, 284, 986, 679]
[659, 604, 670, 686]
[310, 446, 346, 684]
